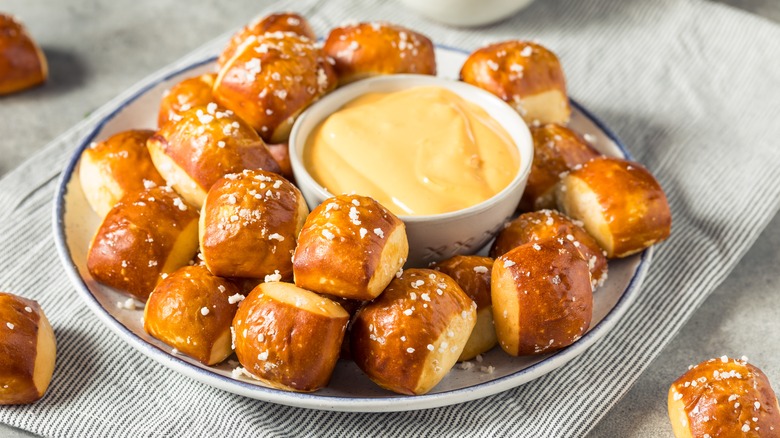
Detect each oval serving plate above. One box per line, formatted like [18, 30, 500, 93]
[53, 46, 652, 412]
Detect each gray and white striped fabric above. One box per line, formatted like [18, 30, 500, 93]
[2, 0, 780, 436]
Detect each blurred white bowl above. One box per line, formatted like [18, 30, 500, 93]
[289, 74, 533, 267]
[399, 0, 536, 27]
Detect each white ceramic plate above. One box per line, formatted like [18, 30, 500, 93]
[53, 46, 652, 412]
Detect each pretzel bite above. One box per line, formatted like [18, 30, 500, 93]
[143, 266, 239, 365]
[492, 238, 592, 356]
[293, 195, 408, 301]
[460, 41, 570, 126]
[158, 73, 216, 127]
[267, 142, 294, 181]
[351, 269, 477, 395]
[556, 157, 672, 258]
[87, 187, 200, 300]
[199, 169, 308, 280]
[147, 103, 280, 209]
[0, 292, 56, 405]
[232, 282, 349, 392]
[0, 14, 47, 95]
[519, 124, 600, 211]
[78, 130, 167, 217]
[490, 210, 608, 289]
[323, 22, 436, 85]
[213, 32, 336, 143]
[217, 13, 316, 68]
[668, 357, 780, 437]
[432, 256, 496, 361]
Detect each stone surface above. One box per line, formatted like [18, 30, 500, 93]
[0, 1, 778, 437]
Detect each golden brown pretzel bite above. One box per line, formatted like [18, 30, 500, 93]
[199, 169, 308, 280]
[293, 195, 408, 301]
[323, 22, 436, 85]
[0, 292, 56, 405]
[519, 123, 601, 211]
[158, 73, 216, 127]
[492, 238, 592, 356]
[79, 129, 166, 217]
[147, 103, 280, 209]
[217, 13, 316, 68]
[432, 255, 497, 361]
[0, 14, 47, 95]
[490, 210, 608, 289]
[87, 187, 200, 300]
[143, 265, 240, 365]
[460, 41, 570, 126]
[351, 269, 477, 395]
[213, 32, 336, 143]
[668, 357, 780, 437]
[232, 282, 349, 392]
[266, 142, 294, 181]
[556, 157, 672, 258]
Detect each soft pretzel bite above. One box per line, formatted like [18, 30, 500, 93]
[158, 73, 216, 127]
[266, 142, 294, 181]
[0, 292, 56, 405]
[213, 32, 336, 143]
[460, 41, 570, 126]
[432, 256, 497, 361]
[144, 266, 239, 365]
[232, 282, 349, 392]
[351, 269, 477, 395]
[0, 14, 47, 95]
[492, 238, 592, 356]
[87, 187, 200, 300]
[556, 157, 671, 258]
[668, 357, 780, 437]
[199, 169, 308, 280]
[78, 130, 166, 217]
[519, 124, 600, 211]
[490, 210, 608, 289]
[217, 13, 316, 68]
[323, 22, 436, 85]
[293, 195, 408, 301]
[147, 103, 280, 209]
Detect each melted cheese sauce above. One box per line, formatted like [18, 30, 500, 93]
[304, 86, 519, 216]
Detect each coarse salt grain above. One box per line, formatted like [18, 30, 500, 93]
[322, 229, 335, 240]
[268, 233, 284, 241]
[360, 228, 367, 238]
[258, 351, 269, 361]
[228, 294, 245, 304]
[503, 259, 516, 268]
[6, 322, 14, 330]
[24, 306, 32, 313]
[200, 307, 210, 316]
[373, 228, 384, 238]
[406, 347, 415, 353]
[264, 270, 282, 283]
[473, 266, 489, 274]
[427, 344, 434, 351]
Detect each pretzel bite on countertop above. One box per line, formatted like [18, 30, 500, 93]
[0, 14, 47, 95]
[668, 357, 780, 437]
[217, 12, 316, 68]
[492, 238, 592, 356]
[158, 73, 216, 127]
[490, 210, 608, 289]
[323, 22, 436, 85]
[556, 157, 672, 258]
[351, 269, 477, 395]
[232, 282, 349, 392]
[87, 186, 200, 300]
[147, 103, 280, 209]
[78, 129, 166, 217]
[432, 256, 496, 361]
[519, 124, 601, 211]
[143, 265, 240, 365]
[0, 292, 56, 405]
[460, 41, 570, 126]
[213, 32, 336, 143]
[293, 195, 408, 301]
[199, 169, 308, 280]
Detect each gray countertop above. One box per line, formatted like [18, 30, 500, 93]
[1, 1, 779, 436]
